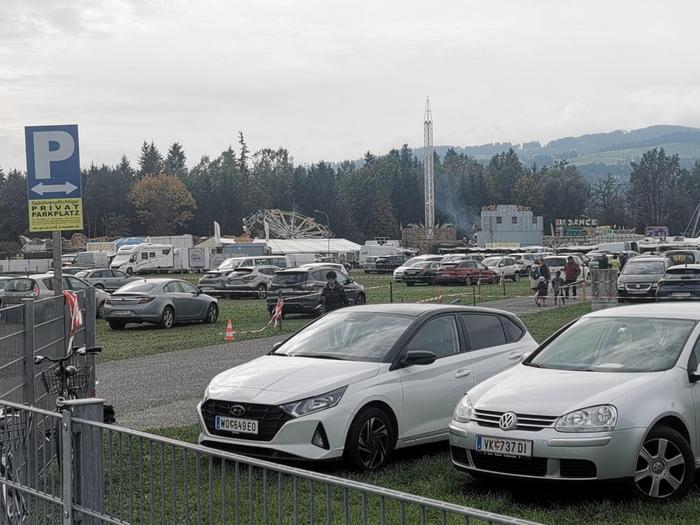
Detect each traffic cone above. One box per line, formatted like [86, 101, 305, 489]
[224, 319, 235, 342]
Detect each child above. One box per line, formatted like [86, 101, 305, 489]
[552, 270, 565, 306]
[533, 276, 548, 307]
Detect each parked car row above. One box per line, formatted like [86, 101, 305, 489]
[198, 301, 700, 501]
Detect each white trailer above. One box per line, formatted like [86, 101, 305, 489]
[110, 243, 190, 274]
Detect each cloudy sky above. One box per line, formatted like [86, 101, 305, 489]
[2, 0, 700, 170]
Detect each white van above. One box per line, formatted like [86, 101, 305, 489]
[73, 251, 110, 269]
[110, 243, 187, 274]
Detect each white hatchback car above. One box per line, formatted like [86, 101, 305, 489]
[450, 303, 700, 500]
[198, 304, 537, 470]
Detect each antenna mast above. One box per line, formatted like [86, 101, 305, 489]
[424, 97, 435, 237]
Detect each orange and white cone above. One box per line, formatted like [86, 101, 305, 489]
[224, 319, 235, 342]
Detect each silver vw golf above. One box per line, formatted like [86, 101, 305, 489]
[449, 303, 700, 500]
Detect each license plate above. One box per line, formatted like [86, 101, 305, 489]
[111, 310, 131, 317]
[215, 416, 258, 435]
[281, 288, 294, 293]
[476, 435, 532, 457]
[672, 292, 691, 297]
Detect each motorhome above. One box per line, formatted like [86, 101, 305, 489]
[110, 243, 189, 274]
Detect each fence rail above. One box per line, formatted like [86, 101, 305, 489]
[0, 399, 541, 525]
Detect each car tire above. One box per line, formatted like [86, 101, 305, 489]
[512, 273, 520, 282]
[126, 268, 133, 275]
[204, 303, 218, 324]
[159, 306, 175, 329]
[97, 303, 105, 319]
[465, 276, 473, 286]
[109, 321, 125, 330]
[256, 284, 268, 299]
[344, 406, 395, 471]
[406, 282, 415, 287]
[95, 283, 105, 290]
[355, 293, 367, 305]
[632, 426, 694, 501]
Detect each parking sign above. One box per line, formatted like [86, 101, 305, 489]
[25, 124, 84, 232]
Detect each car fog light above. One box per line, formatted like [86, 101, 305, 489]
[311, 423, 330, 450]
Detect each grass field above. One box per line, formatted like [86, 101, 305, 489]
[96, 271, 536, 363]
[139, 302, 700, 525]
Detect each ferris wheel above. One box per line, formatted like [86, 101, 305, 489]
[242, 209, 331, 239]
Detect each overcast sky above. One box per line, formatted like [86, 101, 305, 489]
[2, 0, 700, 171]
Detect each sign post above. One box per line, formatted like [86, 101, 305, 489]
[25, 125, 83, 295]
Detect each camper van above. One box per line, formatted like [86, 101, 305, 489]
[110, 243, 188, 274]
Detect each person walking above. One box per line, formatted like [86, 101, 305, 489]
[611, 254, 621, 273]
[538, 258, 551, 283]
[533, 276, 548, 307]
[552, 270, 565, 306]
[319, 271, 349, 313]
[563, 256, 581, 299]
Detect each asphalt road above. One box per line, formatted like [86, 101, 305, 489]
[97, 295, 580, 431]
[97, 334, 286, 430]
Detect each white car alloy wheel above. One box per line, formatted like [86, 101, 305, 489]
[634, 427, 693, 500]
[345, 406, 394, 471]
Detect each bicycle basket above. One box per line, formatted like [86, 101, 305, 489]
[40, 365, 92, 396]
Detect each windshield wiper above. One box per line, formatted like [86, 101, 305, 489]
[293, 353, 345, 360]
[523, 362, 545, 368]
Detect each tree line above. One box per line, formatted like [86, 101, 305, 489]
[2, 135, 700, 250]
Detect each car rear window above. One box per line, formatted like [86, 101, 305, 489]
[272, 272, 308, 285]
[230, 268, 253, 275]
[545, 257, 567, 267]
[116, 281, 158, 293]
[4, 278, 35, 292]
[501, 316, 525, 342]
[665, 268, 700, 279]
[667, 252, 697, 265]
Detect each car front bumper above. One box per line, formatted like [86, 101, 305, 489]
[617, 288, 656, 302]
[197, 400, 350, 461]
[448, 420, 645, 481]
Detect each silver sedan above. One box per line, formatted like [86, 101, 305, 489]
[449, 303, 700, 501]
[103, 279, 218, 330]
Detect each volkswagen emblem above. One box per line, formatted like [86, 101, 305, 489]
[499, 412, 518, 431]
[635, 284, 641, 289]
[229, 404, 246, 417]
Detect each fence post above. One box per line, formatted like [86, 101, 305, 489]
[85, 289, 97, 397]
[22, 299, 36, 406]
[62, 398, 105, 524]
[61, 409, 73, 524]
[22, 299, 37, 488]
[389, 281, 393, 304]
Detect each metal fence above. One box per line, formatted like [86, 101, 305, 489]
[0, 290, 96, 410]
[0, 399, 542, 525]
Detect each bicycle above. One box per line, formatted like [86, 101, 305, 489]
[0, 409, 28, 524]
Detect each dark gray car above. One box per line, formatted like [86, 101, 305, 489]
[75, 268, 140, 292]
[103, 279, 218, 330]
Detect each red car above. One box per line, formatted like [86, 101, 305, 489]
[435, 261, 497, 286]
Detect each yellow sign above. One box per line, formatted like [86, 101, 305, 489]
[28, 198, 83, 232]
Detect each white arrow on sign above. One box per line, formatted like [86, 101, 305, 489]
[31, 182, 78, 196]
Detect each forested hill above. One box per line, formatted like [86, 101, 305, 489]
[414, 125, 700, 180]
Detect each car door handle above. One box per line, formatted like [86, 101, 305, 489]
[455, 368, 472, 378]
[507, 352, 522, 360]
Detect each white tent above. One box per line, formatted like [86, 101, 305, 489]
[253, 238, 361, 258]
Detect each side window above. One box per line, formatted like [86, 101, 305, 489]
[462, 314, 507, 350]
[405, 316, 460, 359]
[335, 273, 349, 285]
[500, 316, 524, 342]
[164, 282, 180, 294]
[149, 252, 156, 258]
[311, 270, 326, 282]
[242, 259, 253, 267]
[179, 282, 195, 294]
[42, 278, 54, 291]
[162, 248, 171, 255]
[65, 277, 88, 290]
[141, 253, 148, 260]
[275, 258, 287, 268]
[465, 261, 477, 268]
[689, 338, 700, 371]
[254, 258, 266, 266]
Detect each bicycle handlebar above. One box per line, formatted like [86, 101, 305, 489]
[35, 345, 102, 365]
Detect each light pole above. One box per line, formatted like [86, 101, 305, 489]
[314, 209, 330, 256]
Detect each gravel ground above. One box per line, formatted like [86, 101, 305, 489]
[97, 296, 584, 430]
[97, 334, 286, 430]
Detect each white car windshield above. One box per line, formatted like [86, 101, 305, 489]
[272, 311, 413, 362]
[481, 257, 501, 267]
[527, 317, 695, 372]
[111, 254, 131, 266]
[622, 261, 665, 275]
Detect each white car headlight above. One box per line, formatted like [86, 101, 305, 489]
[555, 405, 617, 433]
[280, 386, 347, 418]
[452, 394, 474, 423]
